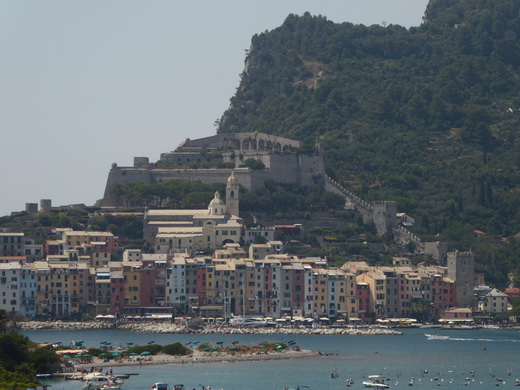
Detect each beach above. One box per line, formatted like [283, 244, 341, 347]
[73, 348, 321, 371]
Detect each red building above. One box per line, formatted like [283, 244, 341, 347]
[504, 288, 520, 299]
[110, 273, 125, 315]
[356, 282, 370, 322]
[430, 274, 457, 319]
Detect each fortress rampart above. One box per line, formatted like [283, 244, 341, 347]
[102, 132, 324, 206]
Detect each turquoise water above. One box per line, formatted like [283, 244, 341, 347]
[23, 327, 520, 390]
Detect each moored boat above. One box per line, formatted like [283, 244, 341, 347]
[150, 383, 169, 390]
[82, 373, 123, 390]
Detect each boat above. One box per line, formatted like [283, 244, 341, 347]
[150, 384, 184, 390]
[346, 378, 354, 387]
[82, 373, 123, 390]
[150, 383, 169, 390]
[228, 315, 267, 327]
[362, 375, 389, 389]
[425, 333, 450, 340]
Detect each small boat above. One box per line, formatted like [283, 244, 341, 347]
[150, 384, 169, 390]
[362, 375, 389, 389]
[346, 378, 354, 387]
[82, 373, 123, 390]
[424, 333, 449, 340]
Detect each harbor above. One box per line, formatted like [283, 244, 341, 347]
[24, 326, 520, 390]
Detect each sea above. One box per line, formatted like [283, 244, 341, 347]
[22, 327, 520, 390]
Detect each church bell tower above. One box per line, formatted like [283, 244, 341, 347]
[226, 172, 239, 217]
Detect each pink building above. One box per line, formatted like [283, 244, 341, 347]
[140, 260, 167, 307]
[440, 307, 473, 323]
[110, 273, 125, 315]
[430, 274, 456, 319]
[356, 282, 370, 322]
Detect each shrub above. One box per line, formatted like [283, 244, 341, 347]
[162, 343, 189, 356]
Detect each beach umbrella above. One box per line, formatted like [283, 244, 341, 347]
[114, 342, 122, 345]
[140, 351, 151, 355]
[211, 348, 219, 352]
[74, 355, 82, 358]
[120, 350, 128, 353]
[228, 347, 237, 351]
[129, 353, 137, 356]
[54, 341, 62, 345]
[112, 352, 121, 356]
[100, 353, 108, 357]
[82, 354, 91, 358]
[216, 341, 224, 345]
[63, 355, 72, 359]
[276, 345, 283, 349]
[258, 345, 266, 348]
[232, 341, 239, 345]
[203, 348, 211, 352]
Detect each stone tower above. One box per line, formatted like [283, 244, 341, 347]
[447, 251, 475, 308]
[372, 201, 397, 240]
[226, 172, 239, 217]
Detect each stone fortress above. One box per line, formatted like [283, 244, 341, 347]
[102, 131, 432, 258]
[102, 132, 325, 205]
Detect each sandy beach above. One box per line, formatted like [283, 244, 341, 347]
[77, 348, 321, 370]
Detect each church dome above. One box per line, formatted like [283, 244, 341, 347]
[209, 191, 224, 206]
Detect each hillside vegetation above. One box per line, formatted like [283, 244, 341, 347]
[216, 0, 520, 284]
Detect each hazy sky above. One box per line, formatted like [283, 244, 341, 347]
[0, 0, 430, 216]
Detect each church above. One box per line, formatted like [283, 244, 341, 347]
[143, 173, 243, 254]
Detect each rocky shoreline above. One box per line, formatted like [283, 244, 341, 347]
[19, 320, 403, 335]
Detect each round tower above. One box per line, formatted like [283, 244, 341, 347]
[226, 172, 239, 217]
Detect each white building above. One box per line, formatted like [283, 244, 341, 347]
[0, 263, 37, 316]
[478, 288, 509, 314]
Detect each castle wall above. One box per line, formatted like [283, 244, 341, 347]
[101, 133, 324, 206]
[150, 168, 254, 188]
[103, 167, 152, 204]
[425, 242, 449, 265]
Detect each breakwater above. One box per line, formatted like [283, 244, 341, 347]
[19, 320, 403, 335]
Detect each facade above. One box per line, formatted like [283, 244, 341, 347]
[0, 233, 25, 257]
[477, 288, 509, 314]
[0, 263, 37, 316]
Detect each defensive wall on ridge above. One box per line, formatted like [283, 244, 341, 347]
[102, 132, 324, 206]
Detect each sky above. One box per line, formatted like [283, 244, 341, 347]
[0, 0, 430, 216]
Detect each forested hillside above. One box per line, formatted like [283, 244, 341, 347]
[216, 0, 520, 286]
